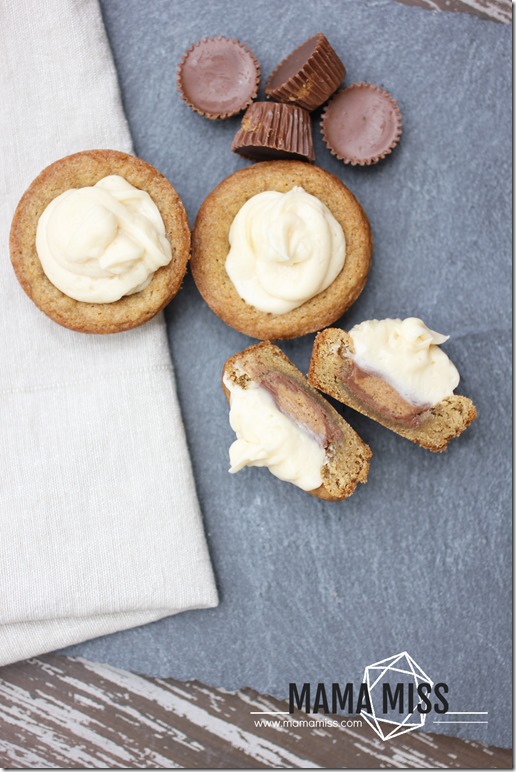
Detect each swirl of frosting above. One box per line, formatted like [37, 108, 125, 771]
[225, 379, 325, 491]
[36, 175, 172, 303]
[349, 317, 460, 406]
[225, 186, 346, 314]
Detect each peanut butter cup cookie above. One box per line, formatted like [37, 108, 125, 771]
[308, 320, 477, 451]
[191, 161, 372, 339]
[10, 149, 190, 333]
[223, 341, 371, 500]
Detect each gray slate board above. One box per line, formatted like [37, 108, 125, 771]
[63, 0, 512, 748]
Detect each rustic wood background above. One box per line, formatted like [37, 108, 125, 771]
[0, 656, 512, 769]
[0, 0, 511, 768]
[396, 0, 511, 24]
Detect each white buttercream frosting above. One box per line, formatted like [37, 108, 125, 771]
[226, 379, 325, 491]
[36, 175, 172, 303]
[225, 186, 345, 314]
[348, 317, 460, 406]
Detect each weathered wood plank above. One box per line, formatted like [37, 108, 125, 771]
[394, 0, 512, 23]
[0, 656, 511, 769]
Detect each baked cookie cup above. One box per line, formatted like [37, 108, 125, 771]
[10, 149, 190, 334]
[191, 161, 372, 339]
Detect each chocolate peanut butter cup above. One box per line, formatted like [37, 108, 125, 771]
[265, 33, 345, 112]
[321, 83, 402, 166]
[231, 101, 315, 162]
[177, 36, 260, 120]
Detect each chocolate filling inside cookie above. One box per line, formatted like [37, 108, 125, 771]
[259, 370, 342, 447]
[339, 356, 431, 429]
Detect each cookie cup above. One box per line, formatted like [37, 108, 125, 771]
[191, 161, 372, 339]
[10, 149, 190, 334]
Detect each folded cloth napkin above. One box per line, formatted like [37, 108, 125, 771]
[0, 0, 218, 667]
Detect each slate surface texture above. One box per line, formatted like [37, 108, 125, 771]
[63, 0, 512, 748]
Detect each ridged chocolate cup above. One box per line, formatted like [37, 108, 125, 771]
[231, 102, 315, 162]
[321, 83, 403, 166]
[265, 33, 345, 112]
[177, 36, 260, 120]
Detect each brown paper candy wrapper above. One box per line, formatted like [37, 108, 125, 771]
[177, 36, 260, 120]
[321, 82, 403, 166]
[265, 33, 345, 112]
[231, 101, 315, 162]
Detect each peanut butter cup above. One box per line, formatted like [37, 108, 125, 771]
[231, 102, 315, 162]
[177, 36, 260, 120]
[265, 33, 345, 111]
[321, 83, 402, 166]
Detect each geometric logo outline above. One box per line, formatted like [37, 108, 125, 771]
[361, 651, 434, 742]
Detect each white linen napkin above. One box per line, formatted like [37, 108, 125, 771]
[0, 0, 218, 667]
